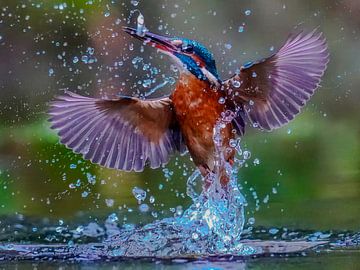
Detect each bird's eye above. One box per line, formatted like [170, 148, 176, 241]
[181, 45, 194, 53]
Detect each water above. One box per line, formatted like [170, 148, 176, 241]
[0, 112, 359, 263]
[0, 214, 358, 261]
[1, 253, 360, 270]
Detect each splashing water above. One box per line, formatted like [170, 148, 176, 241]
[1, 112, 357, 260]
[136, 12, 148, 37]
[1, 110, 276, 260]
[101, 110, 252, 256]
[127, 9, 148, 37]
[176, 110, 247, 252]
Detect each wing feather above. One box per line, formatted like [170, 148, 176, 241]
[223, 29, 329, 131]
[48, 91, 186, 172]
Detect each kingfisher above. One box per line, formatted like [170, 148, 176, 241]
[49, 27, 329, 187]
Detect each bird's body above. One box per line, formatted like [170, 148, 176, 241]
[49, 27, 329, 190]
[172, 73, 233, 175]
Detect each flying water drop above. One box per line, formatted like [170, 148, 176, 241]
[245, 9, 252, 16]
[131, 0, 139, 6]
[132, 187, 147, 202]
[232, 80, 241, 88]
[136, 12, 148, 37]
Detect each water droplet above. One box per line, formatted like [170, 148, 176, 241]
[107, 213, 118, 223]
[81, 191, 89, 198]
[132, 187, 147, 202]
[81, 55, 89, 63]
[75, 179, 81, 187]
[225, 43, 232, 50]
[136, 12, 148, 36]
[72, 56, 79, 63]
[132, 56, 143, 65]
[48, 68, 54, 76]
[269, 228, 279, 235]
[218, 97, 225, 104]
[142, 79, 152, 88]
[175, 206, 183, 216]
[105, 199, 114, 207]
[243, 150, 251, 160]
[87, 47, 95, 55]
[68, 163, 77, 169]
[68, 183, 76, 189]
[253, 158, 260, 166]
[231, 80, 241, 88]
[149, 196, 155, 204]
[139, 203, 149, 212]
[192, 232, 199, 240]
[238, 26, 244, 33]
[245, 9, 252, 16]
[248, 217, 255, 225]
[86, 173, 96, 185]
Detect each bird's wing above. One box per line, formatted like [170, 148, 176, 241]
[223, 29, 329, 131]
[48, 91, 185, 172]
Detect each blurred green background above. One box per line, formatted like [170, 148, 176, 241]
[0, 0, 359, 232]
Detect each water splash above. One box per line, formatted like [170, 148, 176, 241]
[0, 109, 256, 258]
[136, 12, 148, 37]
[102, 110, 249, 256]
[1, 110, 357, 259]
[175, 110, 247, 252]
[127, 9, 148, 37]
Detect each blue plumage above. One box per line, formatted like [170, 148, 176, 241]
[173, 38, 219, 82]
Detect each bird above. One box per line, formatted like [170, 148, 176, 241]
[48, 27, 329, 188]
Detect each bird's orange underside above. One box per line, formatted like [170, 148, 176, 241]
[171, 74, 235, 183]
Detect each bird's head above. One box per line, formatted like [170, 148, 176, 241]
[123, 27, 220, 85]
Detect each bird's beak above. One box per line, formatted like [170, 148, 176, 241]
[123, 26, 178, 53]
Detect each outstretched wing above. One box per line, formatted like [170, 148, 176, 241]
[48, 91, 185, 172]
[223, 29, 329, 131]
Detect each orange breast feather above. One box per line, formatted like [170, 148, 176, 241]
[171, 75, 234, 168]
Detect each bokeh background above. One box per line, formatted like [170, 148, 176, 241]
[0, 0, 359, 232]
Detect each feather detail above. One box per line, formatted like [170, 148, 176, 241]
[48, 91, 186, 172]
[223, 29, 329, 131]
